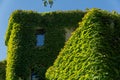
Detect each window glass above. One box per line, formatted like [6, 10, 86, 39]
[36, 34, 44, 46]
[31, 72, 39, 80]
[36, 28, 45, 46]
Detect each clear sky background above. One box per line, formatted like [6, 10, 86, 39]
[0, 0, 120, 61]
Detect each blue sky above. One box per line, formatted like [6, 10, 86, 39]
[0, 0, 120, 61]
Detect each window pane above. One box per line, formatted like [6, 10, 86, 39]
[31, 73, 39, 80]
[36, 34, 44, 46]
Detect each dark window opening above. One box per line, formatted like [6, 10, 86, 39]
[36, 29, 45, 35]
[31, 69, 40, 80]
[36, 29, 45, 46]
[31, 68, 45, 80]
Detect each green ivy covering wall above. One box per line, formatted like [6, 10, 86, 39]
[5, 10, 85, 80]
[5, 8, 120, 80]
[46, 9, 120, 80]
[0, 60, 6, 80]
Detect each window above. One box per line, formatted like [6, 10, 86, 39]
[31, 69, 40, 80]
[36, 28, 45, 46]
[65, 28, 75, 41]
[36, 34, 44, 46]
[31, 73, 39, 80]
